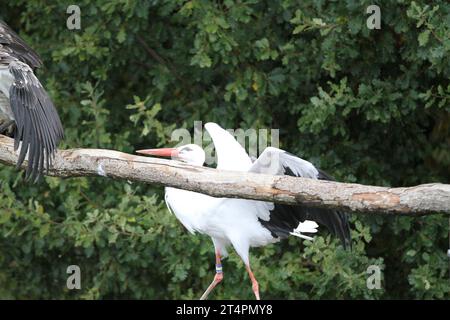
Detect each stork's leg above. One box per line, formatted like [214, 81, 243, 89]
[199, 251, 223, 300]
[246, 264, 260, 300]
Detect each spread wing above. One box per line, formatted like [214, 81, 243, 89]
[9, 61, 64, 181]
[250, 147, 352, 248]
[0, 20, 63, 181]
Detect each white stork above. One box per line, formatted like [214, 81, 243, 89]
[0, 20, 64, 181]
[137, 122, 351, 300]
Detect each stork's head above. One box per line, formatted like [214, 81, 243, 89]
[136, 144, 205, 166]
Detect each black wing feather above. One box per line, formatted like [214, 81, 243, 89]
[9, 61, 64, 181]
[0, 20, 42, 69]
[0, 20, 63, 181]
[316, 169, 351, 248]
[259, 166, 352, 249]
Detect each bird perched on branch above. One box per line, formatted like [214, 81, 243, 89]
[137, 122, 351, 300]
[0, 20, 64, 181]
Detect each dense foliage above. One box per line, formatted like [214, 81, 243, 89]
[0, 0, 449, 299]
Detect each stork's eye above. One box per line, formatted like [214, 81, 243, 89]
[183, 147, 193, 152]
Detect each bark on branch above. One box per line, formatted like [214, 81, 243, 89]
[1, 134, 449, 215]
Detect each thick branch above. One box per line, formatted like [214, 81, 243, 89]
[1, 134, 449, 215]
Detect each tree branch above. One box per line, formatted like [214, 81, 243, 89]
[1, 134, 449, 215]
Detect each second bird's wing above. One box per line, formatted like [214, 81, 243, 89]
[8, 61, 64, 181]
[0, 20, 42, 69]
[0, 21, 64, 181]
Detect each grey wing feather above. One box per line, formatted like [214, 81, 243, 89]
[0, 20, 42, 69]
[9, 61, 64, 181]
[0, 20, 63, 181]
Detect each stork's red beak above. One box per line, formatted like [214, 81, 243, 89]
[136, 148, 179, 157]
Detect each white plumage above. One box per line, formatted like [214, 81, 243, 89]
[165, 187, 277, 263]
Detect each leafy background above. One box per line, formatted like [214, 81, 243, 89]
[0, 0, 449, 299]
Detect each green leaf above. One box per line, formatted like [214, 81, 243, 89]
[418, 30, 430, 46]
[117, 28, 126, 43]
